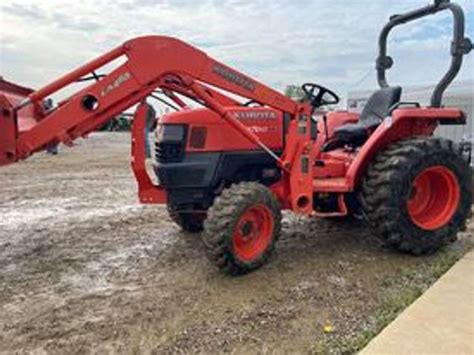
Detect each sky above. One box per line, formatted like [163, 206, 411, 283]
[1, 0, 473, 102]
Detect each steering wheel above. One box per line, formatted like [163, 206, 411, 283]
[302, 83, 340, 108]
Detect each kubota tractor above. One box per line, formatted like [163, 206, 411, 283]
[0, 1, 472, 275]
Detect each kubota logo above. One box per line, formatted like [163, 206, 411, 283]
[101, 72, 131, 97]
[233, 111, 278, 120]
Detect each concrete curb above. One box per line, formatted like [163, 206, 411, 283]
[361, 250, 474, 355]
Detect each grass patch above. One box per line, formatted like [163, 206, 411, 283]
[313, 244, 469, 355]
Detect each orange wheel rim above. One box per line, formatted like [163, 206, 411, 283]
[233, 204, 274, 262]
[407, 166, 460, 230]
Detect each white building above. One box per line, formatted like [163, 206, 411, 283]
[348, 80, 473, 143]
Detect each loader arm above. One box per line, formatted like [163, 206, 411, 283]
[0, 36, 314, 212]
[1, 36, 299, 162]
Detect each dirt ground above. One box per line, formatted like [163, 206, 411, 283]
[0, 133, 472, 354]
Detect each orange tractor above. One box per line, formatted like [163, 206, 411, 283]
[0, 0, 472, 274]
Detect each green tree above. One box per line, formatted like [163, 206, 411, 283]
[284, 85, 306, 101]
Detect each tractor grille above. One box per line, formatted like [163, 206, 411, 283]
[155, 141, 185, 163]
[155, 124, 186, 163]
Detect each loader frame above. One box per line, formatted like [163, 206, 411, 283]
[0, 36, 315, 214]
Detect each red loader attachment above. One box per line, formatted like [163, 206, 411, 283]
[0, 36, 313, 213]
[0, 78, 35, 165]
[0, 95, 16, 166]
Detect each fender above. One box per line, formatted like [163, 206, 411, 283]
[346, 107, 465, 188]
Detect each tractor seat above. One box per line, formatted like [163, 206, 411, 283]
[323, 86, 402, 151]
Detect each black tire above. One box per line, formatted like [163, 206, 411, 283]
[360, 137, 471, 255]
[203, 182, 281, 275]
[345, 193, 364, 221]
[167, 205, 205, 233]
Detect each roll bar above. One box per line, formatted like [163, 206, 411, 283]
[377, 0, 472, 107]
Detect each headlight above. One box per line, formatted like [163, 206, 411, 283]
[156, 124, 186, 142]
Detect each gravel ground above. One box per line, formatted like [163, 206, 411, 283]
[0, 133, 472, 354]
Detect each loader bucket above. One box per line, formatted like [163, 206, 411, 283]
[0, 78, 36, 166]
[0, 94, 17, 166]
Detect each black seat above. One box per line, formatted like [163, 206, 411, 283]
[323, 86, 402, 151]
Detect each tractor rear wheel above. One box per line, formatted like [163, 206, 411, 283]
[167, 205, 205, 233]
[360, 137, 471, 255]
[203, 182, 281, 275]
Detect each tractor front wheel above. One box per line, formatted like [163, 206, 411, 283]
[360, 137, 471, 255]
[203, 182, 281, 275]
